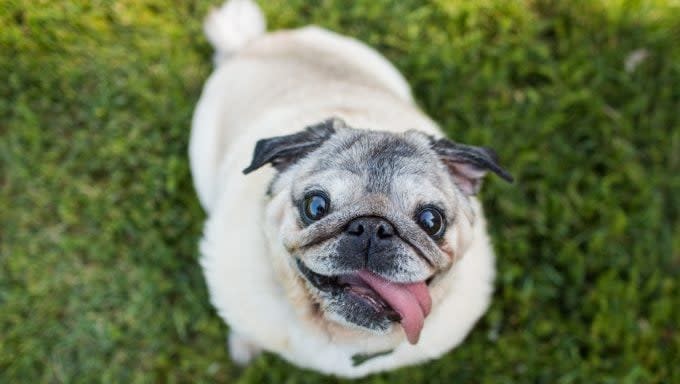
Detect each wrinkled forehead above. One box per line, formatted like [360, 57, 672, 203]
[310, 130, 442, 191]
[293, 131, 452, 210]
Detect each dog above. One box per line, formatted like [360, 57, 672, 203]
[189, 0, 512, 377]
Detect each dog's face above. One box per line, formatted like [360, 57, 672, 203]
[244, 118, 512, 345]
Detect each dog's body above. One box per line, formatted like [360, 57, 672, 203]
[190, 0, 508, 377]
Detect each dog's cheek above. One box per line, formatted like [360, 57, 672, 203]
[455, 198, 485, 259]
[262, 189, 333, 322]
[263, 189, 305, 292]
[265, 188, 301, 253]
[264, 189, 291, 232]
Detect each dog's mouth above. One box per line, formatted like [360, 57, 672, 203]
[296, 259, 431, 344]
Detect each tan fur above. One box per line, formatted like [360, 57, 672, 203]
[190, 0, 497, 377]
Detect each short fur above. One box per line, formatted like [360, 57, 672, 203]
[190, 0, 511, 377]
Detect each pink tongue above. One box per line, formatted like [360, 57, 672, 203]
[357, 270, 432, 344]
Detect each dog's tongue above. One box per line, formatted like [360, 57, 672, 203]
[357, 270, 431, 344]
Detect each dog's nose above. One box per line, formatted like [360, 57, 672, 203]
[345, 217, 395, 241]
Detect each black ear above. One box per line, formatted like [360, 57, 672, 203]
[242, 118, 342, 174]
[431, 137, 514, 195]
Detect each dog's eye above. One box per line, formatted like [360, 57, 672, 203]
[416, 207, 445, 239]
[302, 193, 330, 222]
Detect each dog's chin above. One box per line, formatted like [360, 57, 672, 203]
[295, 259, 401, 334]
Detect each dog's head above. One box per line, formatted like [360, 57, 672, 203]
[243, 118, 512, 344]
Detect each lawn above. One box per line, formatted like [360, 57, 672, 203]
[1, 0, 679, 382]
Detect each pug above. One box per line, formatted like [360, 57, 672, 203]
[189, 0, 513, 378]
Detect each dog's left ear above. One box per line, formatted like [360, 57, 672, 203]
[243, 118, 344, 174]
[431, 137, 514, 195]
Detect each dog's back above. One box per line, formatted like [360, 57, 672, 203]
[190, 0, 434, 212]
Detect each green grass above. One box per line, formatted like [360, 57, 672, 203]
[1, 0, 679, 382]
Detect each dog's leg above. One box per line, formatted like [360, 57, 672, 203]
[228, 331, 262, 366]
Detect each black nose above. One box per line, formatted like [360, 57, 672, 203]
[345, 217, 395, 241]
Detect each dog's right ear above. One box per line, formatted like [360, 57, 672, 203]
[242, 118, 345, 174]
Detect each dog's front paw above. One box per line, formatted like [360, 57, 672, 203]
[228, 331, 262, 366]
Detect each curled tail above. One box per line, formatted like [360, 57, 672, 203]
[204, 0, 266, 64]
